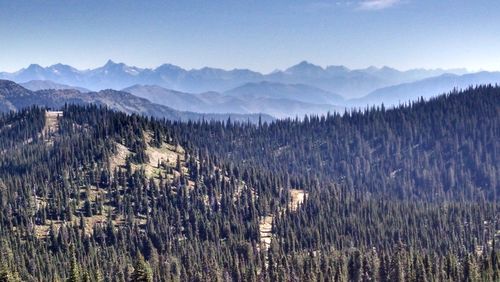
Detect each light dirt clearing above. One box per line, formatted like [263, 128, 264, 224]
[109, 132, 192, 189]
[259, 215, 273, 250]
[258, 189, 308, 251]
[289, 189, 308, 211]
[109, 143, 132, 171]
[43, 111, 63, 141]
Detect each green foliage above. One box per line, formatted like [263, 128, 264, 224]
[0, 86, 497, 280]
[131, 254, 153, 282]
[68, 247, 80, 282]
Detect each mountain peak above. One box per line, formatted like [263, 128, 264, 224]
[96, 60, 145, 77]
[154, 63, 185, 73]
[104, 59, 117, 66]
[48, 63, 79, 74]
[50, 63, 67, 68]
[363, 66, 379, 72]
[296, 60, 320, 68]
[325, 65, 350, 74]
[297, 60, 313, 66]
[102, 59, 129, 69]
[285, 61, 324, 75]
[26, 64, 44, 71]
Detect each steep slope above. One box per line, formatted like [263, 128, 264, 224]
[185, 85, 500, 201]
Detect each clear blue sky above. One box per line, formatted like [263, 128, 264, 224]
[1, 0, 500, 72]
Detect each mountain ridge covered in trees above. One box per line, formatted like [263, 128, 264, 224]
[0, 86, 498, 281]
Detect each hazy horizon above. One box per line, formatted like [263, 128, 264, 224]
[1, 0, 500, 73]
[0, 59, 476, 74]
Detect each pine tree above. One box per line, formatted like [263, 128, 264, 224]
[389, 252, 404, 282]
[463, 254, 479, 282]
[68, 247, 80, 282]
[348, 250, 362, 282]
[0, 264, 11, 282]
[131, 254, 153, 282]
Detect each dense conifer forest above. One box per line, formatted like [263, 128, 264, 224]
[0, 86, 498, 281]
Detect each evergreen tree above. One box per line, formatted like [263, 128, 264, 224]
[131, 254, 153, 282]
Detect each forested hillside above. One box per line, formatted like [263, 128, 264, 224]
[0, 86, 498, 281]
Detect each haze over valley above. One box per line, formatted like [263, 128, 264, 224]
[2, 61, 499, 118]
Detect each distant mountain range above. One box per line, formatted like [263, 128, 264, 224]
[123, 71, 500, 117]
[123, 82, 344, 118]
[352, 71, 500, 107]
[0, 80, 274, 123]
[224, 81, 344, 105]
[4, 61, 500, 119]
[0, 60, 467, 98]
[20, 80, 90, 92]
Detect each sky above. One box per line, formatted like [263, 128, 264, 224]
[1, 0, 500, 73]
